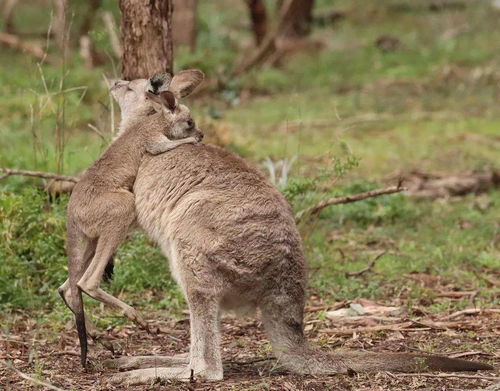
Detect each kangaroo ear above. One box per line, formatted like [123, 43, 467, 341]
[169, 69, 205, 98]
[160, 90, 177, 111]
[146, 90, 177, 112]
[145, 91, 164, 112]
[147, 72, 172, 94]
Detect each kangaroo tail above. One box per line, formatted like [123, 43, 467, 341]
[276, 348, 493, 374]
[260, 294, 493, 375]
[73, 285, 88, 368]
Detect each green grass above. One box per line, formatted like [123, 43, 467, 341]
[1, 0, 499, 329]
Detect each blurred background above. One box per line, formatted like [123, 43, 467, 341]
[0, 0, 499, 388]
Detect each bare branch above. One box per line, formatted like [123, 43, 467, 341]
[346, 251, 386, 277]
[233, 0, 300, 76]
[0, 32, 53, 62]
[0, 168, 78, 183]
[295, 185, 407, 222]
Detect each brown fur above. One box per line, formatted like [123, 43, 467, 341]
[101, 74, 492, 385]
[58, 71, 205, 367]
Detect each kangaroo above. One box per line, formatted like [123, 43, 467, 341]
[104, 74, 492, 385]
[58, 70, 205, 368]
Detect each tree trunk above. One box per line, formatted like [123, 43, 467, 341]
[2, 0, 18, 34]
[78, 0, 102, 37]
[172, 0, 197, 51]
[234, 0, 315, 76]
[282, 0, 314, 38]
[119, 0, 173, 80]
[246, 0, 267, 46]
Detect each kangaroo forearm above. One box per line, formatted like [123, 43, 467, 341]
[146, 137, 198, 155]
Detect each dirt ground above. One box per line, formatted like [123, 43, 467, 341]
[1, 303, 498, 391]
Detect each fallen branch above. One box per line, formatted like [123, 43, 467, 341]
[0, 32, 53, 63]
[346, 251, 386, 277]
[323, 322, 413, 335]
[0, 359, 67, 391]
[437, 291, 478, 298]
[411, 319, 480, 330]
[295, 185, 406, 221]
[393, 373, 498, 381]
[443, 308, 500, 320]
[0, 168, 78, 183]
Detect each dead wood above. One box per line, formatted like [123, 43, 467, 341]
[411, 319, 480, 330]
[403, 170, 500, 198]
[443, 308, 500, 320]
[0, 32, 52, 62]
[346, 252, 386, 277]
[0, 168, 78, 183]
[305, 301, 346, 313]
[437, 291, 479, 298]
[323, 322, 414, 335]
[295, 185, 406, 221]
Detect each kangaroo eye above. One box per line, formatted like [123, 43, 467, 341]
[187, 119, 194, 128]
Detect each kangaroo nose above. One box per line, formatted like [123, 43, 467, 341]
[110, 80, 127, 90]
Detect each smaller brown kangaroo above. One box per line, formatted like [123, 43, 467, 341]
[58, 70, 205, 368]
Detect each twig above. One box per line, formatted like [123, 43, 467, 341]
[437, 291, 478, 298]
[394, 373, 498, 381]
[227, 357, 275, 366]
[295, 185, 407, 221]
[443, 308, 500, 320]
[306, 301, 346, 313]
[323, 322, 414, 335]
[0, 359, 68, 391]
[346, 251, 386, 277]
[0, 168, 77, 182]
[37, 351, 80, 358]
[410, 319, 480, 330]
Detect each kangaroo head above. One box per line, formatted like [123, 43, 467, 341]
[110, 69, 204, 140]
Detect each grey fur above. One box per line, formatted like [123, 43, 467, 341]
[58, 74, 204, 367]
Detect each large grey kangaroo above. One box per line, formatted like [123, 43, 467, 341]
[104, 73, 492, 385]
[58, 70, 205, 368]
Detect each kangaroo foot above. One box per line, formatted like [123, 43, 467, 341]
[108, 365, 223, 385]
[103, 354, 189, 370]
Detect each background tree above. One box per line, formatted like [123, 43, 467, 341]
[119, 0, 173, 80]
[246, 0, 268, 45]
[172, 0, 197, 51]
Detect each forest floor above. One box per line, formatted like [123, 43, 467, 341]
[1, 296, 499, 391]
